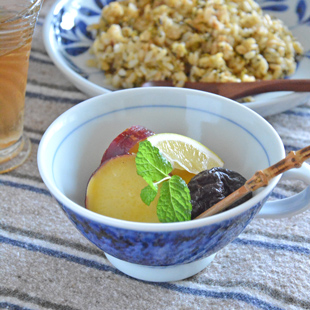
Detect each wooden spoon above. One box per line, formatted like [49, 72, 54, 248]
[195, 145, 310, 219]
[142, 79, 310, 100]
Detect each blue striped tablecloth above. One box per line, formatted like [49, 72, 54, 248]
[1, 1, 310, 309]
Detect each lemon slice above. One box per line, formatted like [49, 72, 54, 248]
[147, 133, 224, 175]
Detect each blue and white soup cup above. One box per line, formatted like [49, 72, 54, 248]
[38, 88, 310, 282]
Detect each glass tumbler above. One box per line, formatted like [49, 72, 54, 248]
[0, 0, 42, 173]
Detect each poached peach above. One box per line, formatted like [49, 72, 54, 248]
[86, 154, 160, 223]
[101, 125, 154, 164]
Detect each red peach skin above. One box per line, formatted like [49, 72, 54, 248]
[101, 125, 154, 164]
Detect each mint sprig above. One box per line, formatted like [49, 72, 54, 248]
[135, 140, 192, 223]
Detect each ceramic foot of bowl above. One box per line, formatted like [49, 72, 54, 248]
[105, 253, 216, 282]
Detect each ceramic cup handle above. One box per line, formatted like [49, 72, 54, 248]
[257, 162, 310, 218]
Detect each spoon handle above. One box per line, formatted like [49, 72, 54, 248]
[222, 79, 310, 100]
[247, 145, 310, 191]
[143, 79, 310, 99]
[195, 145, 310, 219]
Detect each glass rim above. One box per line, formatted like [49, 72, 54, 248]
[0, 0, 42, 24]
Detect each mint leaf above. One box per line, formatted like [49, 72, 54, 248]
[136, 140, 173, 190]
[157, 175, 192, 223]
[140, 185, 158, 206]
[135, 139, 192, 223]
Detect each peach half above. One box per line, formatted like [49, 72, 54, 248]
[100, 125, 154, 164]
[86, 154, 160, 223]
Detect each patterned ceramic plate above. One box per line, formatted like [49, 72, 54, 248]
[43, 0, 310, 116]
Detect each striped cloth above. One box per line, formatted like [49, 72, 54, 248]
[1, 1, 310, 309]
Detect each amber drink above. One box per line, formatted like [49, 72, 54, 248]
[0, 0, 42, 173]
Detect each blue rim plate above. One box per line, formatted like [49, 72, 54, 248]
[43, 0, 310, 116]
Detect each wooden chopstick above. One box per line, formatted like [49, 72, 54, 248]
[195, 145, 310, 219]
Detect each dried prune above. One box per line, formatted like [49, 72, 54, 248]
[188, 167, 252, 219]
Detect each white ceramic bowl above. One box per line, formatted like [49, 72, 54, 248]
[37, 87, 310, 282]
[43, 0, 310, 117]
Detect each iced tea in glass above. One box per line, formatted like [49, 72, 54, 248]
[0, 0, 42, 173]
